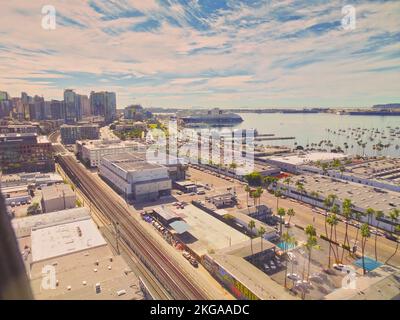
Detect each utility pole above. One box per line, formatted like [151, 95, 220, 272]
[113, 221, 120, 255]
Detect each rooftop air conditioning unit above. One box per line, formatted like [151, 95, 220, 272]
[117, 290, 126, 296]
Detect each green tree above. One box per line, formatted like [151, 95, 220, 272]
[360, 223, 371, 275]
[258, 226, 266, 258]
[385, 209, 400, 264]
[365, 207, 375, 225]
[286, 208, 295, 225]
[244, 172, 263, 186]
[304, 235, 319, 282]
[282, 232, 297, 288]
[277, 208, 286, 237]
[341, 199, 354, 262]
[248, 220, 256, 256]
[323, 194, 337, 237]
[327, 213, 339, 267]
[27, 202, 39, 215]
[274, 189, 282, 213]
[245, 185, 251, 207]
[373, 210, 384, 261]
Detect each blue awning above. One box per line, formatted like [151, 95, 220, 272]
[169, 220, 190, 234]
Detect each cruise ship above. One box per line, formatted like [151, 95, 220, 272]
[180, 108, 243, 124]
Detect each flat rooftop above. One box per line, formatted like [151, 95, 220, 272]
[169, 204, 249, 256]
[41, 184, 75, 201]
[292, 174, 400, 214]
[12, 207, 90, 238]
[79, 139, 145, 151]
[347, 158, 400, 183]
[269, 152, 347, 165]
[210, 252, 295, 300]
[325, 265, 400, 300]
[103, 152, 164, 171]
[31, 218, 107, 263]
[218, 237, 276, 258]
[30, 245, 144, 300]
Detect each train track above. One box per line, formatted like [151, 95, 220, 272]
[57, 154, 208, 300]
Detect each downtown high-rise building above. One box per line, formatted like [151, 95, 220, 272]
[64, 89, 80, 123]
[77, 94, 90, 117]
[50, 99, 65, 120]
[90, 91, 116, 124]
[28, 95, 45, 121]
[0, 91, 9, 101]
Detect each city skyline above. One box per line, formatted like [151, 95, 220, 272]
[0, 0, 399, 108]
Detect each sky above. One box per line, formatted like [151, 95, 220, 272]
[0, 0, 399, 109]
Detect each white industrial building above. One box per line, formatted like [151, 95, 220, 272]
[76, 139, 146, 167]
[266, 152, 348, 173]
[99, 152, 171, 202]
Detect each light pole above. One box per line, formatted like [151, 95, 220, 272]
[113, 221, 120, 255]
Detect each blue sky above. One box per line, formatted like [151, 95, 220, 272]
[0, 0, 399, 108]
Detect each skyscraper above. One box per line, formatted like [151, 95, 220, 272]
[77, 94, 90, 117]
[64, 89, 79, 123]
[28, 95, 45, 120]
[0, 91, 9, 101]
[90, 91, 116, 123]
[50, 100, 65, 120]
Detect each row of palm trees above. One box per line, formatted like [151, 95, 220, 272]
[276, 177, 400, 269]
[244, 175, 399, 279]
[322, 195, 400, 273]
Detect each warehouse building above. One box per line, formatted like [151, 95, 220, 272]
[41, 184, 76, 213]
[203, 239, 295, 300]
[13, 208, 144, 300]
[274, 173, 400, 231]
[301, 158, 400, 192]
[99, 152, 171, 202]
[266, 152, 348, 173]
[76, 139, 146, 167]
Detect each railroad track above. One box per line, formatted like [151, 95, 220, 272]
[56, 163, 171, 300]
[57, 155, 208, 300]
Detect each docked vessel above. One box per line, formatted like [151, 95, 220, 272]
[181, 108, 243, 124]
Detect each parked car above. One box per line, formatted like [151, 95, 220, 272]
[287, 273, 300, 281]
[333, 263, 345, 271]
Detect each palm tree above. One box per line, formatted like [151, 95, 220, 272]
[258, 226, 266, 257]
[255, 186, 263, 206]
[331, 204, 341, 261]
[277, 208, 286, 237]
[354, 211, 366, 245]
[283, 177, 292, 192]
[304, 224, 317, 280]
[323, 194, 337, 237]
[245, 185, 251, 207]
[385, 209, 400, 264]
[274, 189, 282, 213]
[327, 213, 339, 267]
[341, 199, 354, 262]
[286, 208, 295, 225]
[305, 235, 319, 281]
[374, 210, 384, 261]
[248, 220, 256, 256]
[360, 223, 371, 275]
[282, 232, 296, 288]
[295, 181, 305, 201]
[365, 207, 375, 226]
